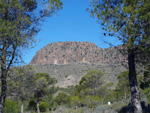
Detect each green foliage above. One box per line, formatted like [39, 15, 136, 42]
[89, 0, 150, 48]
[70, 96, 88, 108]
[89, 2, 150, 112]
[34, 73, 55, 102]
[48, 85, 59, 95]
[33, 73, 57, 113]
[140, 66, 150, 89]
[39, 102, 49, 112]
[55, 92, 71, 106]
[140, 66, 150, 102]
[4, 98, 20, 113]
[0, 0, 63, 111]
[74, 85, 83, 97]
[36, 73, 56, 85]
[7, 65, 36, 98]
[42, 94, 58, 111]
[115, 71, 130, 100]
[84, 95, 102, 109]
[28, 100, 37, 112]
[7, 65, 36, 113]
[102, 89, 116, 103]
[72, 70, 114, 107]
[75, 70, 112, 98]
[78, 70, 105, 97]
[71, 95, 102, 109]
[71, 96, 81, 107]
[114, 70, 142, 101]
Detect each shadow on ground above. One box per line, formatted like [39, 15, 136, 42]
[119, 101, 150, 113]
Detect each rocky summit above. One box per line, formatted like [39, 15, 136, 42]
[30, 41, 125, 65]
[30, 41, 127, 88]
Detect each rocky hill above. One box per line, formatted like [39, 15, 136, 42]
[30, 41, 127, 88]
[30, 41, 126, 65]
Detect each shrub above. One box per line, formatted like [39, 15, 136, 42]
[42, 94, 58, 111]
[39, 102, 49, 112]
[71, 96, 82, 107]
[84, 96, 102, 109]
[55, 92, 71, 106]
[28, 100, 37, 112]
[4, 98, 20, 113]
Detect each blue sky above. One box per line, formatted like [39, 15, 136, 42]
[22, 0, 121, 64]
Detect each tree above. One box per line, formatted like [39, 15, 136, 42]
[84, 95, 102, 110]
[89, 0, 150, 112]
[115, 71, 130, 101]
[77, 70, 111, 98]
[7, 65, 36, 113]
[71, 96, 81, 108]
[0, 0, 63, 112]
[55, 92, 71, 106]
[74, 70, 113, 106]
[34, 73, 55, 113]
[36, 73, 56, 85]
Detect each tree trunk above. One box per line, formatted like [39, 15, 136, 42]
[0, 70, 7, 113]
[21, 98, 24, 113]
[0, 44, 7, 113]
[37, 100, 40, 113]
[0, 4, 8, 113]
[128, 51, 142, 113]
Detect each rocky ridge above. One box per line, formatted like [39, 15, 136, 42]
[30, 41, 126, 65]
[30, 41, 127, 88]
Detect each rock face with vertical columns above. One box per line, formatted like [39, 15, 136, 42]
[30, 41, 125, 65]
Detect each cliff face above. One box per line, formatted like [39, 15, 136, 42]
[30, 41, 125, 65]
[30, 41, 127, 88]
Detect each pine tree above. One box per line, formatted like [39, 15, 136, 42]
[34, 73, 55, 113]
[89, 0, 150, 112]
[0, 0, 63, 112]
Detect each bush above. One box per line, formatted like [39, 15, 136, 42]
[28, 100, 37, 112]
[4, 98, 20, 113]
[42, 94, 58, 111]
[39, 102, 49, 112]
[55, 92, 71, 106]
[84, 96, 102, 109]
[71, 96, 82, 107]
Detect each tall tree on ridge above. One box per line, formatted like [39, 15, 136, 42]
[0, 0, 63, 112]
[89, 0, 150, 112]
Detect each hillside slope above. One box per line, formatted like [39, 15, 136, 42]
[33, 63, 126, 88]
[30, 41, 127, 88]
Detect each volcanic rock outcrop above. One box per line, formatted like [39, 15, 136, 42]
[30, 41, 125, 65]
